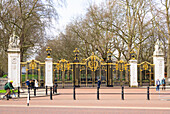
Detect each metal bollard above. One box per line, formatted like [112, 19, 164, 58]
[50, 87, 52, 100]
[6, 94, 9, 100]
[18, 87, 20, 98]
[28, 87, 30, 100]
[97, 87, 99, 100]
[121, 86, 124, 100]
[53, 85, 55, 94]
[55, 85, 57, 94]
[46, 86, 48, 95]
[73, 86, 76, 100]
[34, 87, 36, 96]
[147, 86, 150, 100]
[27, 87, 30, 106]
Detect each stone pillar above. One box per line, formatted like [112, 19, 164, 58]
[129, 59, 138, 87]
[129, 50, 138, 87]
[8, 32, 20, 87]
[153, 39, 164, 85]
[45, 47, 53, 87]
[45, 58, 53, 87]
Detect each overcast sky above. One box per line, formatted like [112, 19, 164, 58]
[48, 0, 104, 37]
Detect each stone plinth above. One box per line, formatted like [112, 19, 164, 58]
[153, 55, 164, 84]
[8, 48, 20, 87]
[153, 39, 164, 85]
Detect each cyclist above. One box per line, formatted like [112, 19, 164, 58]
[4, 80, 15, 99]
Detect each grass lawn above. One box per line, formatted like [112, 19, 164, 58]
[0, 90, 18, 93]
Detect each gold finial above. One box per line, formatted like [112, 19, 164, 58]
[92, 52, 94, 56]
[46, 47, 52, 58]
[130, 50, 136, 60]
[107, 49, 112, 60]
[73, 48, 79, 61]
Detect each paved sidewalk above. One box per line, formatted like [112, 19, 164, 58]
[1, 87, 170, 114]
[1, 86, 170, 100]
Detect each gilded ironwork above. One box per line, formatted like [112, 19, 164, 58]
[138, 61, 155, 86]
[29, 60, 37, 69]
[46, 47, 52, 58]
[130, 50, 136, 60]
[21, 60, 44, 87]
[73, 48, 79, 61]
[107, 49, 112, 60]
[86, 52, 100, 71]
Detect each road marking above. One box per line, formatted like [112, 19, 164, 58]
[0, 105, 170, 110]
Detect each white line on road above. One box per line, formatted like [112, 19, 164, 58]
[0, 105, 170, 110]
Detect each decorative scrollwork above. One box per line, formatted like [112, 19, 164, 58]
[86, 52, 100, 71]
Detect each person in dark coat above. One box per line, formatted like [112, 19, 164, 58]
[156, 79, 161, 91]
[25, 79, 30, 88]
[54, 78, 58, 93]
[97, 79, 101, 88]
[30, 80, 35, 90]
[161, 78, 166, 90]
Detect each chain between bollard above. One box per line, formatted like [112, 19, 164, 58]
[121, 86, 124, 100]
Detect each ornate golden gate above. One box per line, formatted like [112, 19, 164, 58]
[53, 59, 73, 88]
[20, 48, 132, 88]
[52, 49, 130, 87]
[137, 61, 155, 86]
[20, 60, 45, 87]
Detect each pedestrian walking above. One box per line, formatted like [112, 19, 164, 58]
[30, 80, 35, 90]
[35, 79, 39, 90]
[161, 78, 166, 90]
[156, 79, 161, 91]
[97, 79, 101, 88]
[54, 78, 58, 93]
[25, 79, 30, 88]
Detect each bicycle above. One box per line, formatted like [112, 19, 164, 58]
[1, 89, 18, 101]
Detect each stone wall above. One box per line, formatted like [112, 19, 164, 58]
[0, 78, 8, 89]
